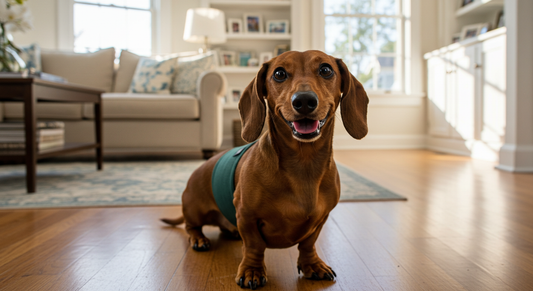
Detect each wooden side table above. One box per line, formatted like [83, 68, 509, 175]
[0, 77, 104, 193]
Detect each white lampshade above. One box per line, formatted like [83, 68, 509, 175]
[183, 8, 227, 45]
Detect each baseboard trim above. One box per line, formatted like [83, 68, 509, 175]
[333, 134, 427, 150]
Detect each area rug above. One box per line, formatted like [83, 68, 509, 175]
[0, 161, 406, 209]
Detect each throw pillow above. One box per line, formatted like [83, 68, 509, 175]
[129, 57, 178, 94]
[113, 50, 141, 92]
[19, 43, 42, 72]
[171, 51, 217, 95]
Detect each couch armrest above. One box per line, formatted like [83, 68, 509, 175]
[197, 70, 227, 150]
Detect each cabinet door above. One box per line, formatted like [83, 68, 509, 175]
[451, 46, 476, 140]
[480, 35, 506, 148]
[427, 55, 451, 137]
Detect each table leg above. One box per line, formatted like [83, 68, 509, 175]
[24, 85, 37, 193]
[94, 101, 103, 170]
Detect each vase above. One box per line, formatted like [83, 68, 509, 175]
[0, 31, 25, 72]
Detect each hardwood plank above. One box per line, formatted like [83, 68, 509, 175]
[0, 150, 532, 290]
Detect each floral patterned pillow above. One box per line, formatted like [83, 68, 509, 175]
[171, 51, 217, 95]
[19, 44, 42, 72]
[129, 57, 178, 94]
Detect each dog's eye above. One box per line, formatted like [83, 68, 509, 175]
[319, 64, 334, 79]
[273, 68, 288, 82]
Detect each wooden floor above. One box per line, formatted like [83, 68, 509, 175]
[1, 150, 533, 291]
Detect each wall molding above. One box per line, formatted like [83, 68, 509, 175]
[334, 134, 427, 150]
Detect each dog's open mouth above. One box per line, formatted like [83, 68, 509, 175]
[285, 114, 328, 140]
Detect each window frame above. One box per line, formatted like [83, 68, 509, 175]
[313, 0, 409, 94]
[57, 0, 171, 56]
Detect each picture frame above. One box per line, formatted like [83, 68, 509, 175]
[462, 0, 474, 7]
[228, 87, 242, 104]
[266, 20, 289, 34]
[243, 14, 263, 33]
[227, 18, 243, 34]
[259, 52, 273, 64]
[460, 23, 487, 41]
[238, 51, 253, 67]
[274, 44, 290, 56]
[220, 51, 236, 66]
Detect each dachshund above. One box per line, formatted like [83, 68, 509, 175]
[161, 50, 368, 289]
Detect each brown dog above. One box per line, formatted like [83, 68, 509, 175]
[161, 50, 368, 289]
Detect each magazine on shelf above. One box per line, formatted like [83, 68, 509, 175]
[0, 121, 65, 129]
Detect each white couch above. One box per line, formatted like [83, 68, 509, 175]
[0, 48, 227, 158]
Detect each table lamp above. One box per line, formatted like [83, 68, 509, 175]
[183, 8, 226, 53]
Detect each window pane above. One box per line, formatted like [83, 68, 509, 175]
[74, 3, 151, 56]
[349, 0, 371, 14]
[375, 0, 399, 15]
[324, 0, 349, 14]
[351, 18, 374, 54]
[377, 56, 396, 90]
[74, 0, 150, 9]
[376, 18, 397, 53]
[325, 17, 350, 54]
[350, 55, 374, 88]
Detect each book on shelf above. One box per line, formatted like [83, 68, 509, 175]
[0, 140, 65, 150]
[0, 72, 67, 83]
[0, 121, 65, 151]
[0, 121, 65, 129]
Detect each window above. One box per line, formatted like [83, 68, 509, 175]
[73, 0, 153, 57]
[323, 0, 403, 92]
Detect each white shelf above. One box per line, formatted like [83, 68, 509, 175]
[226, 33, 291, 40]
[207, 0, 290, 8]
[456, 0, 504, 18]
[218, 66, 260, 73]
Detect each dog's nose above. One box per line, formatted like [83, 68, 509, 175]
[291, 91, 318, 115]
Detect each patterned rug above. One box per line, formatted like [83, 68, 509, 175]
[0, 161, 405, 209]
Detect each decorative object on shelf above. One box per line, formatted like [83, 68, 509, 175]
[0, 0, 32, 72]
[247, 58, 258, 67]
[227, 18, 243, 34]
[243, 13, 263, 33]
[238, 51, 252, 66]
[462, 0, 474, 7]
[183, 8, 226, 53]
[496, 10, 505, 28]
[452, 33, 461, 44]
[219, 50, 236, 66]
[460, 23, 490, 40]
[266, 20, 289, 34]
[259, 52, 273, 63]
[274, 44, 290, 56]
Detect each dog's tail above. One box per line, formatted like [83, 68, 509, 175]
[160, 216, 185, 226]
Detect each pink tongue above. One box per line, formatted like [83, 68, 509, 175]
[293, 119, 319, 134]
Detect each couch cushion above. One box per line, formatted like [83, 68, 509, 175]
[41, 48, 115, 92]
[82, 93, 199, 120]
[3, 103, 83, 120]
[113, 50, 140, 93]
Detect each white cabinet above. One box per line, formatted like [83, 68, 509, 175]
[425, 28, 506, 161]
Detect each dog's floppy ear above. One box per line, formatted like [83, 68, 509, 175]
[239, 62, 269, 142]
[336, 58, 369, 140]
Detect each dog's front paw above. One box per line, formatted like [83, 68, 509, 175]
[235, 266, 267, 289]
[297, 261, 336, 281]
